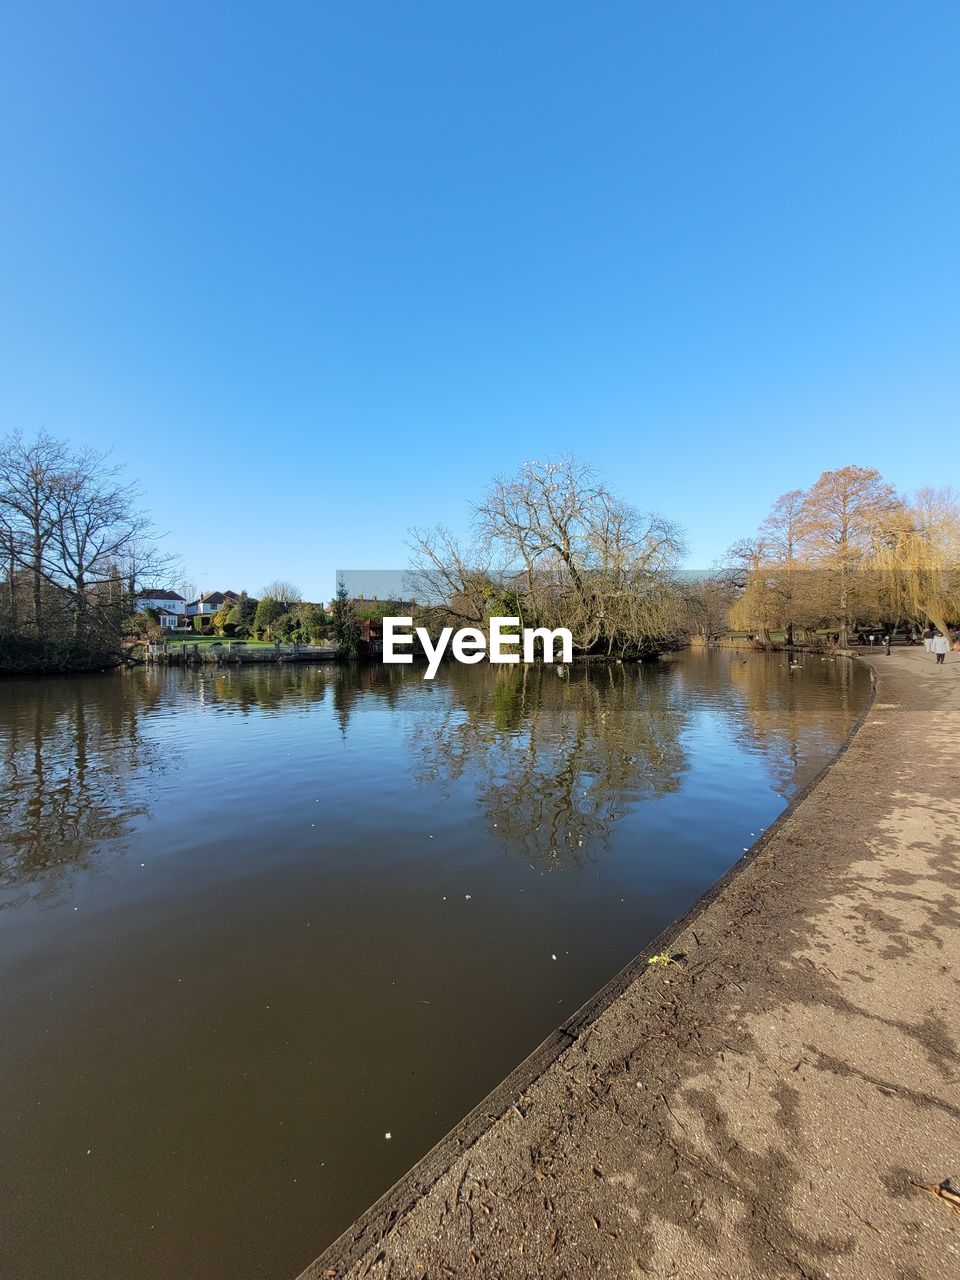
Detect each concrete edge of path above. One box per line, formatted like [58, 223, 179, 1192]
[295, 654, 878, 1280]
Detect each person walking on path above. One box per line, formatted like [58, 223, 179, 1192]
[932, 632, 949, 665]
[884, 634, 891, 655]
[923, 625, 935, 652]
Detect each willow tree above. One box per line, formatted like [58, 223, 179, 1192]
[872, 487, 960, 634]
[409, 457, 686, 657]
[477, 458, 685, 655]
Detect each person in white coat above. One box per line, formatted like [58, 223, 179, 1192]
[932, 632, 949, 665]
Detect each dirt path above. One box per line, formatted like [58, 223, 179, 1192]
[300, 648, 960, 1280]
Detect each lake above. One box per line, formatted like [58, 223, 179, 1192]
[0, 650, 870, 1280]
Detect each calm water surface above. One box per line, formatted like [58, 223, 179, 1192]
[0, 651, 869, 1279]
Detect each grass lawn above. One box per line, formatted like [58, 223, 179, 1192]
[162, 635, 276, 648]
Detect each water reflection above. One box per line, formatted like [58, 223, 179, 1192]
[0, 675, 169, 892]
[0, 654, 867, 893]
[696, 650, 861, 793]
[412, 663, 688, 866]
[147, 661, 410, 727]
[409, 652, 864, 868]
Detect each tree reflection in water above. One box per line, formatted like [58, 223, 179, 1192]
[0, 673, 171, 892]
[691, 649, 863, 795]
[0, 661, 416, 893]
[409, 652, 867, 869]
[411, 662, 690, 868]
[0, 652, 867, 892]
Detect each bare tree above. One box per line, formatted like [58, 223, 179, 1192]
[406, 525, 496, 627]
[0, 430, 171, 666]
[680, 571, 737, 641]
[0, 502, 25, 631]
[259, 579, 302, 604]
[410, 457, 686, 656]
[50, 448, 152, 641]
[477, 458, 602, 619]
[760, 489, 807, 645]
[120, 531, 180, 600]
[725, 536, 780, 644]
[0, 432, 71, 639]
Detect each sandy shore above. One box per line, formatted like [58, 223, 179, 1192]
[299, 647, 960, 1280]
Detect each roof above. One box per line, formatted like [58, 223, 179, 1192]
[138, 589, 185, 601]
[186, 590, 240, 608]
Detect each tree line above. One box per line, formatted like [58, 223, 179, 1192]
[5, 431, 952, 673]
[723, 465, 959, 646]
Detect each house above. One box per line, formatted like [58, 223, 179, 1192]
[136, 590, 187, 620]
[154, 607, 182, 631]
[184, 590, 240, 630]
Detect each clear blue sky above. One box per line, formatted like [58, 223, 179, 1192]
[1, 2, 957, 599]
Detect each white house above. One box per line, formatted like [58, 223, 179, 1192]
[135, 590, 187, 630]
